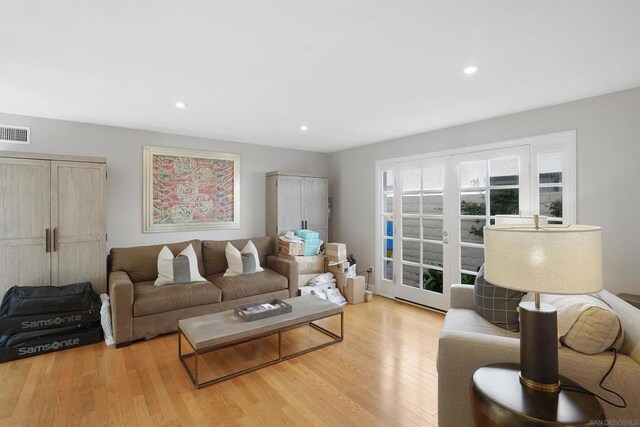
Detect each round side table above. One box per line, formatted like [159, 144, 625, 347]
[470, 363, 605, 426]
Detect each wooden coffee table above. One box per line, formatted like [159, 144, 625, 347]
[178, 295, 344, 388]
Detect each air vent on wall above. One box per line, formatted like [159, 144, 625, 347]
[0, 125, 30, 144]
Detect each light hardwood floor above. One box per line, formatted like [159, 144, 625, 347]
[0, 297, 445, 426]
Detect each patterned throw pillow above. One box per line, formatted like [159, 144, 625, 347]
[473, 264, 525, 332]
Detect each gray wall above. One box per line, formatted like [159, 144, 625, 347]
[329, 87, 640, 295]
[0, 113, 328, 249]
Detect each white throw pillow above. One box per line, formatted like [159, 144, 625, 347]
[155, 244, 206, 286]
[224, 241, 265, 276]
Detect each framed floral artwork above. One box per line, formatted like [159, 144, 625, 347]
[143, 146, 240, 232]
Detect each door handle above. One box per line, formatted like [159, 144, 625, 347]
[45, 228, 51, 253]
[443, 238, 449, 244]
[53, 228, 58, 252]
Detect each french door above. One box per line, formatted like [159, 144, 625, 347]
[387, 146, 531, 310]
[450, 146, 530, 287]
[394, 156, 451, 309]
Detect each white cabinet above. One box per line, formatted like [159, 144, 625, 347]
[0, 152, 107, 296]
[266, 171, 328, 246]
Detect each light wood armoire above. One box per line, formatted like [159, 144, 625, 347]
[266, 171, 329, 248]
[0, 152, 107, 296]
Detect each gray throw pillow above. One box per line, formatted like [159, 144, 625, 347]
[241, 253, 257, 275]
[172, 255, 192, 284]
[473, 264, 525, 332]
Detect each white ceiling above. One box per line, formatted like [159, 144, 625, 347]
[1, 1, 639, 153]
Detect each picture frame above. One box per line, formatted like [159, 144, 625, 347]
[143, 146, 240, 232]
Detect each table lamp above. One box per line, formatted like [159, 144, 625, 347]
[484, 216, 602, 393]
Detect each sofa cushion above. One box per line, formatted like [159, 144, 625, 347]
[202, 237, 273, 276]
[110, 239, 204, 283]
[443, 308, 520, 339]
[207, 268, 287, 301]
[133, 280, 221, 317]
[474, 264, 525, 332]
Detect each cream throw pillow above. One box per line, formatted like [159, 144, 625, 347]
[224, 241, 265, 276]
[522, 293, 624, 354]
[155, 244, 206, 286]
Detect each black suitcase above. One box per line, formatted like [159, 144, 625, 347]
[0, 283, 101, 334]
[0, 323, 102, 362]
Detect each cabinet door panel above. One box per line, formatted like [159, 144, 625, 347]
[56, 241, 104, 289]
[0, 244, 51, 295]
[303, 177, 328, 232]
[277, 176, 304, 232]
[51, 162, 106, 293]
[0, 158, 51, 294]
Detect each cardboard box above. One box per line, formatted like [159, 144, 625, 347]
[326, 260, 349, 293]
[326, 242, 347, 263]
[345, 276, 366, 304]
[278, 240, 304, 256]
[279, 254, 325, 274]
[294, 230, 320, 240]
[364, 290, 374, 302]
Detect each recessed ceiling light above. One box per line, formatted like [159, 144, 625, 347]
[175, 102, 187, 109]
[463, 65, 479, 75]
[300, 125, 308, 132]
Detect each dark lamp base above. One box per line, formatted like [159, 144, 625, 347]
[519, 300, 560, 394]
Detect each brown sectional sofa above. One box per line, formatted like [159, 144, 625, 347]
[108, 237, 298, 347]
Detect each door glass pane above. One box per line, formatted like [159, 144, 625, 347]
[490, 157, 519, 185]
[402, 217, 421, 239]
[422, 242, 443, 268]
[383, 238, 393, 258]
[402, 194, 420, 214]
[383, 259, 393, 281]
[382, 193, 393, 214]
[402, 264, 421, 287]
[383, 170, 394, 191]
[383, 217, 393, 238]
[539, 153, 562, 184]
[402, 169, 421, 191]
[461, 273, 477, 285]
[402, 240, 420, 263]
[422, 218, 443, 240]
[461, 246, 484, 273]
[461, 218, 485, 244]
[423, 167, 443, 191]
[489, 188, 519, 215]
[540, 187, 563, 217]
[461, 190, 485, 215]
[423, 268, 444, 294]
[422, 194, 443, 214]
[460, 161, 486, 188]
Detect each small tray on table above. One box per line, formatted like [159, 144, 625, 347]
[234, 299, 292, 322]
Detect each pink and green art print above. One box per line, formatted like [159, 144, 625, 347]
[144, 147, 239, 232]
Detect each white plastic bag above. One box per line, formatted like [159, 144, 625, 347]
[346, 264, 357, 279]
[100, 294, 115, 346]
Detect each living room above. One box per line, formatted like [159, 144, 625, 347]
[1, 1, 639, 425]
